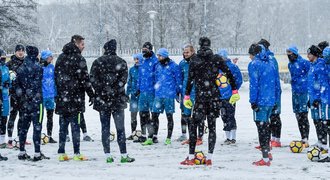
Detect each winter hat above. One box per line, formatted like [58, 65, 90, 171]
[258, 39, 270, 49]
[41, 50, 53, 60]
[143, 42, 153, 51]
[199, 37, 211, 48]
[318, 41, 329, 52]
[157, 48, 169, 58]
[287, 45, 299, 55]
[26, 46, 39, 57]
[248, 43, 261, 56]
[103, 39, 117, 53]
[307, 45, 321, 57]
[133, 53, 143, 60]
[323, 47, 330, 59]
[15, 44, 25, 52]
[218, 49, 228, 59]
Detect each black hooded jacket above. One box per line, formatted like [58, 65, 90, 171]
[54, 42, 94, 115]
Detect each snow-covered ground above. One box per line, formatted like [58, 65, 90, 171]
[1, 83, 329, 180]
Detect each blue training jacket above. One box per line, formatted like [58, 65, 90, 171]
[137, 53, 158, 94]
[0, 62, 11, 116]
[308, 58, 326, 104]
[42, 63, 56, 99]
[179, 58, 195, 98]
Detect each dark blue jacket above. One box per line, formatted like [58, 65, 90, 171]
[127, 65, 139, 95]
[154, 59, 182, 98]
[42, 63, 56, 99]
[179, 58, 195, 98]
[218, 58, 243, 100]
[248, 46, 277, 106]
[288, 56, 310, 94]
[16, 54, 43, 112]
[308, 58, 326, 103]
[137, 53, 158, 94]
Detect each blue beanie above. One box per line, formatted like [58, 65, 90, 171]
[287, 45, 298, 55]
[41, 50, 53, 60]
[157, 48, 169, 58]
[218, 49, 228, 59]
[133, 53, 143, 61]
[323, 47, 330, 59]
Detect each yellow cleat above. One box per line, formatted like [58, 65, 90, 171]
[73, 154, 88, 161]
[58, 154, 70, 161]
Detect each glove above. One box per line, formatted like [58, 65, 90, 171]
[183, 95, 193, 109]
[89, 96, 94, 106]
[134, 90, 140, 97]
[307, 100, 310, 108]
[9, 70, 16, 81]
[175, 93, 181, 103]
[251, 103, 259, 112]
[229, 90, 240, 105]
[312, 100, 320, 108]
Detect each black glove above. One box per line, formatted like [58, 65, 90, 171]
[312, 100, 320, 108]
[134, 90, 140, 97]
[89, 96, 94, 106]
[251, 103, 259, 112]
[307, 100, 310, 108]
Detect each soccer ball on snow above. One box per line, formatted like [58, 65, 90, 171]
[215, 73, 229, 88]
[307, 147, 321, 161]
[41, 133, 49, 145]
[132, 130, 142, 141]
[289, 140, 304, 153]
[194, 150, 206, 165]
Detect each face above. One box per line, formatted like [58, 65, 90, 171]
[157, 55, 165, 61]
[134, 58, 139, 64]
[142, 48, 150, 53]
[286, 51, 293, 56]
[47, 56, 54, 63]
[76, 40, 85, 52]
[249, 54, 254, 60]
[183, 47, 194, 59]
[307, 53, 317, 62]
[15, 50, 25, 59]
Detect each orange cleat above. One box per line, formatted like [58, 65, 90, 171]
[196, 138, 203, 146]
[268, 153, 273, 161]
[271, 141, 281, 147]
[181, 139, 190, 145]
[252, 159, 271, 166]
[180, 157, 195, 166]
[205, 159, 212, 166]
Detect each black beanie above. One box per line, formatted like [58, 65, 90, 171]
[26, 46, 39, 57]
[143, 42, 153, 51]
[248, 44, 261, 56]
[15, 44, 25, 52]
[199, 37, 211, 48]
[0, 49, 6, 57]
[103, 39, 117, 53]
[318, 41, 329, 51]
[307, 45, 322, 57]
[258, 39, 270, 49]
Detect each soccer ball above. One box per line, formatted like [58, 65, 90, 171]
[132, 130, 142, 141]
[194, 151, 206, 165]
[307, 147, 321, 161]
[13, 137, 20, 149]
[41, 133, 49, 145]
[289, 140, 304, 153]
[109, 131, 116, 142]
[215, 73, 229, 88]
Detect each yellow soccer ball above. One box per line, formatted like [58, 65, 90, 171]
[289, 140, 304, 153]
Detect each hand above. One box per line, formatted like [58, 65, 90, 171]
[312, 100, 320, 108]
[134, 90, 140, 97]
[175, 93, 181, 103]
[229, 90, 240, 105]
[89, 96, 94, 106]
[183, 95, 193, 109]
[251, 103, 259, 112]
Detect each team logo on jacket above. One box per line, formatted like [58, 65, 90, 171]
[215, 73, 229, 88]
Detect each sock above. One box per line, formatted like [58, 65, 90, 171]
[182, 133, 186, 137]
[121, 153, 127, 158]
[302, 138, 308, 143]
[105, 153, 112, 158]
[0, 135, 5, 144]
[225, 131, 231, 140]
[207, 153, 213, 160]
[142, 134, 146, 137]
[189, 154, 194, 160]
[8, 137, 13, 141]
[34, 152, 41, 157]
[83, 133, 88, 138]
[19, 151, 25, 156]
[263, 158, 270, 162]
[231, 130, 236, 140]
[271, 136, 275, 141]
[153, 135, 157, 138]
[275, 138, 281, 142]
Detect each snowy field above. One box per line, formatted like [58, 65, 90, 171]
[0, 83, 329, 180]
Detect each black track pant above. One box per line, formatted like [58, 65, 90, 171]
[182, 115, 204, 138]
[0, 116, 7, 135]
[148, 113, 173, 139]
[270, 114, 281, 138]
[130, 112, 138, 133]
[66, 113, 87, 135]
[181, 115, 188, 134]
[139, 111, 150, 136]
[46, 109, 54, 137]
[314, 120, 327, 145]
[295, 112, 309, 140]
[256, 121, 271, 158]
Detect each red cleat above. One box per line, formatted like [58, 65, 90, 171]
[196, 138, 203, 146]
[271, 141, 281, 147]
[252, 159, 271, 166]
[181, 139, 190, 145]
[180, 157, 195, 166]
[205, 159, 212, 166]
[25, 141, 32, 145]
